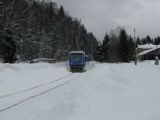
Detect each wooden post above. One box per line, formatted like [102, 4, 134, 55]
[134, 28, 137, 65]
[135, 48, 137, 65]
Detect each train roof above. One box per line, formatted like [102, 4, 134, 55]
[69, 51, 85, 54]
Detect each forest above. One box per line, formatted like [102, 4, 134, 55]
[0, 0, 160, 63]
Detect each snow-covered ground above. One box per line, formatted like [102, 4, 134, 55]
[0, 61, 160, 120]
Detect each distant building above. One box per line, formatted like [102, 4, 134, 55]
[137, 44, 160, 60]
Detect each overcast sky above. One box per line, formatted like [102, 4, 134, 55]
[53, 0, 160, 40]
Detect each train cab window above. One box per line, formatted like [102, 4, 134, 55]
[70, 53, 84, 61]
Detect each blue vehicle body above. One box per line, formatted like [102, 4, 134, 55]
[68, 51, 87, 72]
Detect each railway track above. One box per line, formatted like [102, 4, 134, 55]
[0, 73, 72, 99]
[0, 73, 77, 112]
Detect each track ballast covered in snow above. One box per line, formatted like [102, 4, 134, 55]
[0, 61, 160, 120]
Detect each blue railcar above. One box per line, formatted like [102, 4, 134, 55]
[68, 51, 87, 72]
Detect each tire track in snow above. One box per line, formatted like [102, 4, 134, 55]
[0, 80, 72, 112]
[0, 73, 72, 99]
[0, 73, 80, 112]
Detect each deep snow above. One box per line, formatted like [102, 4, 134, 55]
[0, 61, 160, 120]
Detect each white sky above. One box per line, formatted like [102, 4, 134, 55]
[53, 0, 160, 40]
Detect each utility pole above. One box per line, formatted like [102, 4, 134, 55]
[134, 28, 137, 65]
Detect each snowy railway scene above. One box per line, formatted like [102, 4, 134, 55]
[1, 0, 160, 120]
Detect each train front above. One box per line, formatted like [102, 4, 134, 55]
[69, 51, 86, 72]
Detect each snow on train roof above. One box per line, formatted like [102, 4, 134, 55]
[69, 51, 85, 54]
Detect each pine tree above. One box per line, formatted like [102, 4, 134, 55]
[136, 37, 141, 46]
[118, 29, 130, 62]
[58, 6, 65, 18]
[95, 42, 103, 62]
[1, 29, 17, 63]
[141, 38, 147, 45]
[128, 36, 135, 61]
[0, 0, 3, 59]
[108, 30, 119, 63]
[102, 33, 110, 62]
[154, 36, 160, 45]
[146, 35, 152, 44]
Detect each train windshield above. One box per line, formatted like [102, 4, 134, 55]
[70, 53, 84, 62]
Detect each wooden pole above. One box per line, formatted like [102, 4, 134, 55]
[134, 28, 137, 65]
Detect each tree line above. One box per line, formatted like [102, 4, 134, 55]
[0, 0, 98, 63]
[0, 0, 160, 63]
[136, 36, 160, 45]
[95, 27, 135, 63]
